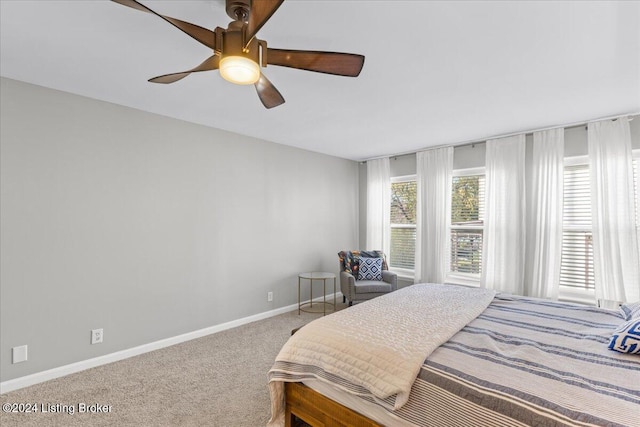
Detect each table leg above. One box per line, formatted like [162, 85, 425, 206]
[323, 279, 326, 316]
[333, 277, 336, 312]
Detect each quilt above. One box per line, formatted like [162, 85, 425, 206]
[268, 284, 496, 426]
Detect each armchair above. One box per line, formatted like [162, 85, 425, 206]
[338, 250, 398, 306]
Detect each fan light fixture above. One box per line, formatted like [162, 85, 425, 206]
[111, 0, 365, 108]
[219, 56, 260, 85]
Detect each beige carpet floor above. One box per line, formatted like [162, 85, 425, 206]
[0, 302, 347, 427]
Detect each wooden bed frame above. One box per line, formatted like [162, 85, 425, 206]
[284, 328, 382, 426]
[284, 382, 382, 427]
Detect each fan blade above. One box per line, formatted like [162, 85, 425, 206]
[254, 74, 285, 109]
[111, 0, 216, 50]
[244, 0, 284, 47]
[149, 55, 220, 84]
[267, 49, 365, 77]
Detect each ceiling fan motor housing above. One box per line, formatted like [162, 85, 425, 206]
[222, 20, 261, 64]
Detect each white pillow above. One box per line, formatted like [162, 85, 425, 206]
[620, 301, 640, 320]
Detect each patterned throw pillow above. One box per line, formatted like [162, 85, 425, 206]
[620, 301, 640, 321]
[608, 319, 640, 354]
[358, 257, 383, 281]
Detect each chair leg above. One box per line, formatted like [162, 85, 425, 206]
[349, 301, 353, 307]
[342, 296, 346, 303]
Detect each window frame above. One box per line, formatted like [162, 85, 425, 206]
[389, 174, 417, 277]
[558, 155, 595, 304]
[446, 167, 485, 287]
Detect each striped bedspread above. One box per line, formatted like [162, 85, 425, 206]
[271, 291, 640, 427]
[391, 294, 640, 426]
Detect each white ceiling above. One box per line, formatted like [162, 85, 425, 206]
[1, 1, 639, 161]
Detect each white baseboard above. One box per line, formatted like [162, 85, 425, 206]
[1, 292, 342, 394]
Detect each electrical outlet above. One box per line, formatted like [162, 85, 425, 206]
[91, 328, 103, 345]
[12, 345, 28, 364]
[267, 291, 273, 302]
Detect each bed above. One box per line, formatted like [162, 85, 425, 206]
[267, 284, 640, 427]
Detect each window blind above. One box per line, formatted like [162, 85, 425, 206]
[560, 164, 594, 289]
[450, 229, 483, 274]
[390, 226, 416, 269]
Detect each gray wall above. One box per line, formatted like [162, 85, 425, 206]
[0, 78, 359, 382]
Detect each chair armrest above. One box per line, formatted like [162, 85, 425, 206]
[340, 271, 356, 301]
[340, 271, 356, 286]
[382, 270, 398, 291]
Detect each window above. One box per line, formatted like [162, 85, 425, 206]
[390, 177, 416, 270]
[449, 169, 485, 279]
[560, 153, 640, 299]
[560, 161, 594, 291]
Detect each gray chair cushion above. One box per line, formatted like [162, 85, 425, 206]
[354, 280, 393, 294]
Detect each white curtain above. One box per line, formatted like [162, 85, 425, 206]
[415, 147, 453, 283]
[525, 128, 564, 299]
[588, 117, 640, 303]
[482, 135, 526, 294]
[366, 158, 391, 255]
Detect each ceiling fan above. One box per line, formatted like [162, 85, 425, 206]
[111, 0, 365, 109]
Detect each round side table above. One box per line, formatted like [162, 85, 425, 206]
[298, 272, 336, 316]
